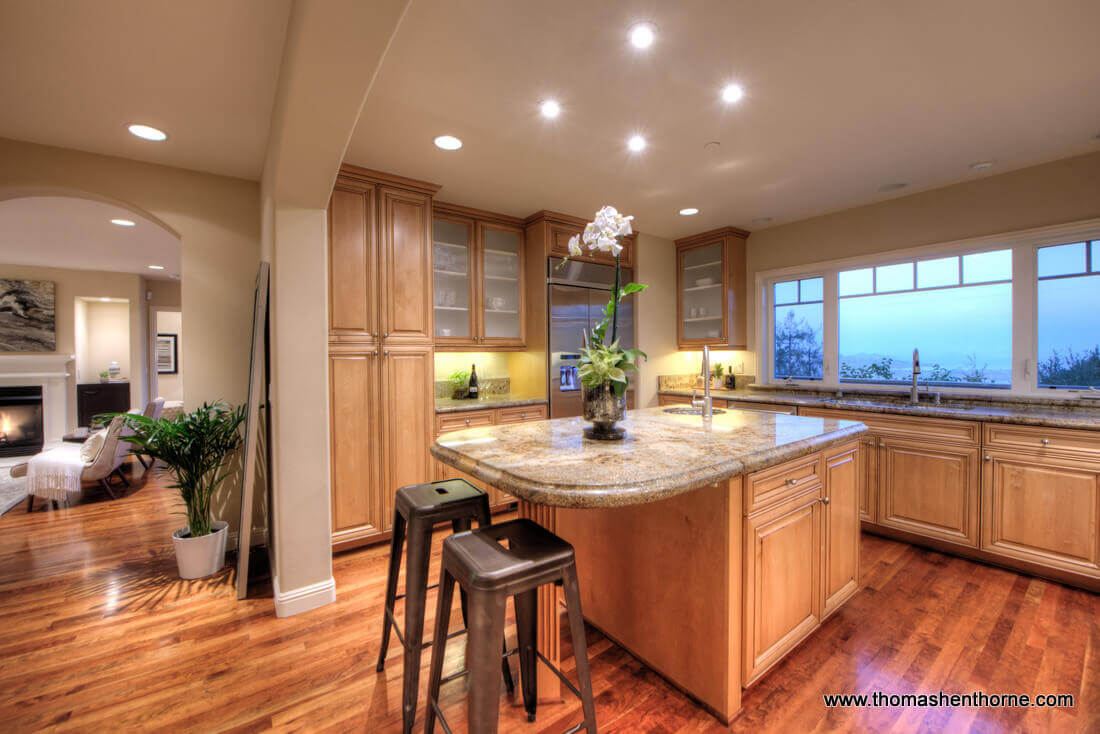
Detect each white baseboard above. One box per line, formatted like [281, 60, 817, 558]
[273, 575, 336, 617]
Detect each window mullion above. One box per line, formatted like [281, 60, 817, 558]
[1012, 245, 1035, 394]
[822, 270, 838, 388]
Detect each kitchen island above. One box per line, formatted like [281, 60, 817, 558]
[432, 406, 867, 723]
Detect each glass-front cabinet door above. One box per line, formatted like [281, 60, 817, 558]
[678, 240, 727, 346]
[478, 223, 524, 346]
[432, 216, 476, 346]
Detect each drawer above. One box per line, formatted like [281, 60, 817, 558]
[745, 453, 823, 514]
[725, 400, 797, 415]
[983, 423, 1100, 461]
[436, 410, 496, 434]
[798, 407, 979, 446]
[498, 403, 547, 424]
[658, 394, 692, 406]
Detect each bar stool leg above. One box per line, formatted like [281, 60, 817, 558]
[467, 588, 508, 734]
[376, 509, 406, 672]
[451, 516, 516, 697]
[561, 563, 598, 734]
[401, 516, 432, 734]
[514, 587, 539, 722]
[425, 567, 455, 734]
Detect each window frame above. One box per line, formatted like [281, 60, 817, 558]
[755, 217, 1100, 397]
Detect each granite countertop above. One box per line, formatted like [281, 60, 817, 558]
[658, 388, 1100, 431]
[435, 394, 549, 413]
[431, 406, 866, 508]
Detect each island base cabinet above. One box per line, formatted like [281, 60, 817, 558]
[743, 487, 822, 685]
[823, 443, 861, 617]
[981, 450, 1100, 579]
[879, 438, 980, 548]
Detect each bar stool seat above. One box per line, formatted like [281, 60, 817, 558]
[426, 518, 597, 734]
[376, 479, 514, 734]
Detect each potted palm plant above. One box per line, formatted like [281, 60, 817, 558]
[120, 401, 246, 579]
[562, 206, 648, 440]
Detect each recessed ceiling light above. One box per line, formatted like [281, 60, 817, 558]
[679, 208, 700, 216]
[110, 218, 135, 227]
[969, 161, 994, 171]
[540, 99, 561, 119]
[878, 182, 908, 192]
[721, 84, 744, 104]
[627, 135, 646, 152]
[127, 124, 167, 141]
[629, 22, 655, 49]
[434, 135, 463, 150]
[147, 265, 165, 270]
[752, 217, 773, 225]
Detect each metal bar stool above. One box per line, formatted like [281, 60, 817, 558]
[376, 479, 515, 734]
[425, 518, 598, 734]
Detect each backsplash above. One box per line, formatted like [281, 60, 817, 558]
[659, 373, 756, 391]
[434, 377, 510, 399]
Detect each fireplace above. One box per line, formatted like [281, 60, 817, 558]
[0, 386, 44, 458]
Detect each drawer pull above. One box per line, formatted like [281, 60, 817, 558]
[1040, 438, 1050, 445]
[520, 412, 526, 418]
[820, 496, 830, 505]
[864, 439, 875, 446]
[464, 418, 471, 425]
[879, 442, 886, 448]
[984, 455, 991, 461]
[785, 477, 799, 486]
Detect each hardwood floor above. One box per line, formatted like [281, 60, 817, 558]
[0, 466, 1097, 732]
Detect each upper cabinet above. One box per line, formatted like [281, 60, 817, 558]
[328, 164, 440, 345]
[674, 226, 749, 350]
[433, 202, 527, 350]
[531, 210, 635, 269]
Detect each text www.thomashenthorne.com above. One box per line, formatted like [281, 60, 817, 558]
[823, 691, 1075, 709]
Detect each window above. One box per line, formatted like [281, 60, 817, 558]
[837, 251, 1012, 386]
[773, 277, 823, 380]
[1037, 241, 1100, 388]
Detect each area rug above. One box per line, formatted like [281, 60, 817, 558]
[0, 463, 28, 516]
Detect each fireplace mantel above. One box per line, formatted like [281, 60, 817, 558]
[0, 354, 74, 378]
[0, 354, 74, 443]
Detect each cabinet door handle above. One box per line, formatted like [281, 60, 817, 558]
[464, 418, 471, 425]
[383, 332, 389, 338]
[984, 455, 991, 462]
[864, 439, 875, 446]
[820, 496, 830, 505]
[879, 442, 886, 448]
[383, 349, 389, 355]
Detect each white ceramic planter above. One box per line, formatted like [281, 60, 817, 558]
[172, 520, 228, 579]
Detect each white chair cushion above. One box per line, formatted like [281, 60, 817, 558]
[80, 429, 108, 464]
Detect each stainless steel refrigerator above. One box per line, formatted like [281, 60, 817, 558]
[548, 257, 636, 418]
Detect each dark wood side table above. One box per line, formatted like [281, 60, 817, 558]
[76, 382, 131, 427]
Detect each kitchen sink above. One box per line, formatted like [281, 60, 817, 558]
[663, 407, 727, 415]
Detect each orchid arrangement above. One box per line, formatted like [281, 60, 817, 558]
[561, 205, 649, 396]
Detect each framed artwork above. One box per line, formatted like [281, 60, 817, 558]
[0, 279, 56, 352]
[156, 333, 178, 374]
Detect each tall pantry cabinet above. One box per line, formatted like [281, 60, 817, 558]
[328, 164, 439, 550]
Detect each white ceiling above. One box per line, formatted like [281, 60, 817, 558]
[347, 0, 1100, 239]
[0, 196, 181, 279]
[0, 0, 290, 180]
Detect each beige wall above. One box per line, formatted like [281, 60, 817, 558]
[633, 231, 677, 408]
[155, 309, 183, 402]
[744, 151, 1100, 375]
[82, 299, 131, 383]
[144, 278, 181, 308]
[0, 263, 145, 428]
[0, 137, 259, 413]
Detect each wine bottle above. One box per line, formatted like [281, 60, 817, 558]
[468, 363, 479, 399]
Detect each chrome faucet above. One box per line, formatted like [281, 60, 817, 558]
[910, 348, 921, 404]
[692, 345, 714, 420]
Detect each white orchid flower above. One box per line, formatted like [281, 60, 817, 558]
[582, 221, 599, 244]
[567, 234, 583, 257]
[610, 240, 623, 256]
[596, 234, 617, 252]
[616, 215, 634, 237]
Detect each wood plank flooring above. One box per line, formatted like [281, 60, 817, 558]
[0, 464, 1097, 732]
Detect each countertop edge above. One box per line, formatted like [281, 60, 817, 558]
[431, 421, 867, 509]
[659, 389, 1100, 431]
[435, 397, 549, 414]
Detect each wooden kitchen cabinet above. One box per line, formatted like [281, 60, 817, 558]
[327, 164, 440, 550]
[879, 437, 980, 547]
[432, 202, 527, 350]
[527, 210, 636, 269]
[981, 449, 1100, 579]
[822, 442, 861, 617]
[743, 485, 823, 685]
[858, 434, 879, 522]
[674, 226, 749, 350]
